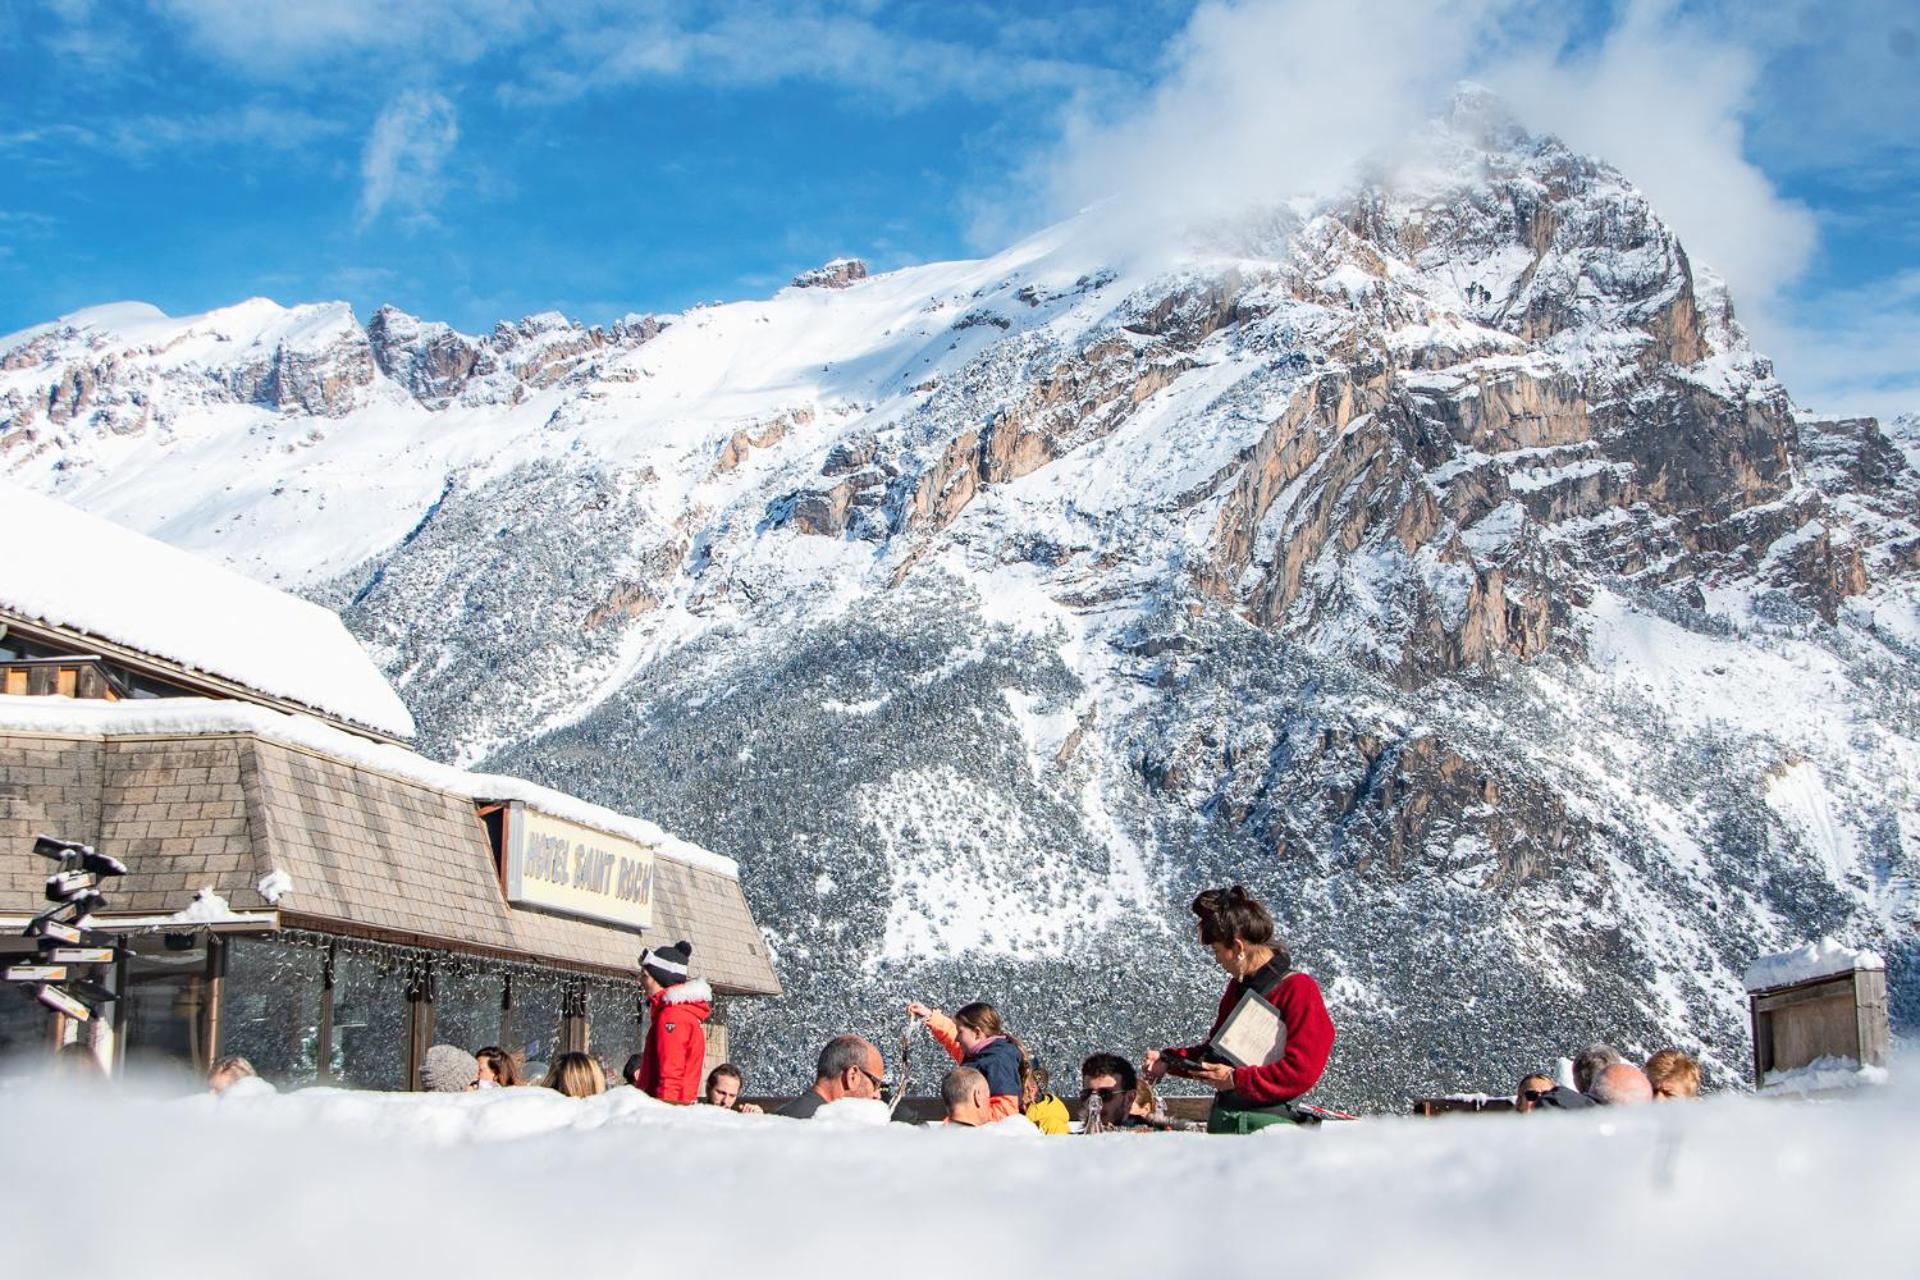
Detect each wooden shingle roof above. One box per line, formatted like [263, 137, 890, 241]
[0, 725, 780, 996]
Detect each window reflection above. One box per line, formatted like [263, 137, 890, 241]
[431, 963, 506, 1057]
[0, 979, 54, 1067]
[509, 969, 566, 1076]
[221, 939, 324, 1087]
[329, 947, 410, 1091]
[121, 938, 210, 1079]
[586, 980, 642, 1062]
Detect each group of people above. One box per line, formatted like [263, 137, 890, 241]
[630, 884, 1341, 1132]
[199, 888, 1711, 1128]
[1513, 1043, 1703, 1112]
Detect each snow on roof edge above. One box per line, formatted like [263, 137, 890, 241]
[1742, 937, 1885, 993]
[0, 695, 739, 880]
[0, 482, 415, 740]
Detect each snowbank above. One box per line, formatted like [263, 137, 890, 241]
[1742, 938, 1885, 993]
[1760, 1055, 1891, 1097]
[0, 694, 740, 879]
[0, 1076, 1912, 1278]
[0, 481, 415, 739]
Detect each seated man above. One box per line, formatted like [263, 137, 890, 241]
[703, 1063, 763, 1114]
[1645, 1049, 1701, 1100]
[1080, 1052, 1139, 1130]
[942, 1066, 993, 1126]
[1513, 1072, 1555, 1114]
[774, 1035, 886, 1119]
[1589, 1062, 1654, 1106]
[1572, 1043, 1625, 1094]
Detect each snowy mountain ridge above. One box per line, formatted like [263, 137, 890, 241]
[4, 90, 1915, 1104]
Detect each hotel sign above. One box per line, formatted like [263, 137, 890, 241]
[502, 802, 656, 931]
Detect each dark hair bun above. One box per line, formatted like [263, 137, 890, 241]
[1191, 884, 1277, 948]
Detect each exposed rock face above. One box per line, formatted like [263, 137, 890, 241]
[366, 306, 483, 409]
[791, 258, 869, 289]
[221, 327, 378, 417]
[715, 407, 815, 475]
[7, 89, 1917, 1108]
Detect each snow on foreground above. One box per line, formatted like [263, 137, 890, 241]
[0, 1081, 1910, 1277]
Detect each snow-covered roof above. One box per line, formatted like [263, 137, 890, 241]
[1742, 937, 1885, 993]
[0, 694, 738, 879]
[0, 481, 415, 739]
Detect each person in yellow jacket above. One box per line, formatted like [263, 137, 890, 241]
[1022, 1062, 1071, 1135]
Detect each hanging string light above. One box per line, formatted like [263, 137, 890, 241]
[270, 928, 640, 996]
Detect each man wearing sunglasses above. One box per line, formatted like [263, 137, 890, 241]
[774, 1035, 889, 1119]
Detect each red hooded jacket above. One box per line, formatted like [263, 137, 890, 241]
[1170, 963, 1334, 1106]
[637, 978, 711, 1103]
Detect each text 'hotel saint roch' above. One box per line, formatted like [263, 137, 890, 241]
[0, 482, 778, 1086]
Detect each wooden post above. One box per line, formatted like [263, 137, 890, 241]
[406, 965, 435, 1091]
[1855, 967, 1890, 1068]
[203, 937, 227, 1073]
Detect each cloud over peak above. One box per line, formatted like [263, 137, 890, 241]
[1037, 0, 1815, 321]
[357, 90, 459, 231]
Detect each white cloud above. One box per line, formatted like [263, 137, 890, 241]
[357, 90, 459, 231]
[1039, 0, 1817, 313]
[1487, 0, 1817, 315]
[118, 105, 347, 156]
[498, 5, 1106, 108]
[148, 0, 1106, 108]
[1749, 272, 1920, 420]
[154, 0, 533, 71]
[1041, 0, 1516, 260]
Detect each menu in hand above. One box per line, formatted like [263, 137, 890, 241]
[1209, 989, 1288, 1068]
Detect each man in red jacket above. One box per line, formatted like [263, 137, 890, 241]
[1145, 886, 1335, 1133]
[635, 941, 711, 1104]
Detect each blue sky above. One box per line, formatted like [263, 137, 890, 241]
[1, 0, 1915, 417]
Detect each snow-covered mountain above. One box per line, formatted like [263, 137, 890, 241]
[5, 89, 1915, 1105]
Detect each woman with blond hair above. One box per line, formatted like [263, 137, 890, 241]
[543, 1051, 606, 1098]
[1645, 1048, 1702, 1099]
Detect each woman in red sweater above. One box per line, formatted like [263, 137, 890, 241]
[1145, 885, 1335, 1134]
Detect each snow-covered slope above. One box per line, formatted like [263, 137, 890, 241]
[4, 89, 1915, 1106]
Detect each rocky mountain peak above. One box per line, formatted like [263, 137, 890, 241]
[791, 258, 870, 289]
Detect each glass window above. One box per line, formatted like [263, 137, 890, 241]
[506, 968, 567, 1078]
[0, 974, 55, 1069]
[121, 938, 211, 1082]
[585, 979, 643, 1063]
[430, 962, 507, 1057]
[220, 938, 325, 1087]
[329, 947, 411, 1091]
